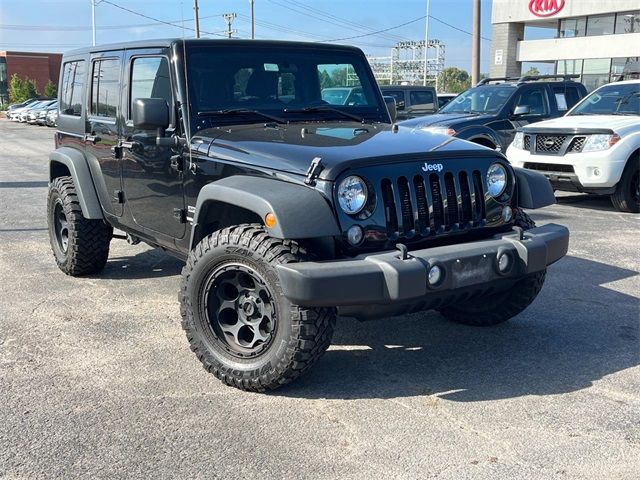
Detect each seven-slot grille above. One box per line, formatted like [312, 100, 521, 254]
[381, 170, 486, 239]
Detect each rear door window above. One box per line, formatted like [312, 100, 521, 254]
[409, 90, 435, 109]
[60, 60, 85, 116]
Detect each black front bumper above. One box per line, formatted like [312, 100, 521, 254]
[276, 224, 569, 307]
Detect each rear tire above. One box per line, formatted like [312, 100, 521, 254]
[180, 224, 336, 392]
[47, 176, 112, 276]
[438, 209, 545, 326]
[610, 158, 640, 213]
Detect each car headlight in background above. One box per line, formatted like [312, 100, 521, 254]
[512, 131, 524, 150]
[337, 175, 368, 214]
[582, 134, 620, 152]
[423, 126, 456, 136]
[486, 163, 508, 198]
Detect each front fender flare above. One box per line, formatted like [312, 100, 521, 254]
[514, 167, 556, 209]
[454, 125, 502, 150]
[190, 176, 340, 248]
[49, 147, 103, 219]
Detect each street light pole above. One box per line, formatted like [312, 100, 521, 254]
[250, 0, 255, 39]
[471, 0, 481, 85]
[194, 0, 201, 39]
[91, 0, 97, 46]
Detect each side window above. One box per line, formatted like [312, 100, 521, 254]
[130, 57, 172, 118]
[91, 58, 120, 118]
[382, 90, 405, 110]
[565, 86, 582, 108]
[515, 87, 548, 115]
[60, 60, 85, 116]
[409, 90, 435, 108]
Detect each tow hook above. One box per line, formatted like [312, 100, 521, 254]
[396, 243, 411, 260]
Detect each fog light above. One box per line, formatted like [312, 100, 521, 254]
[497, 253, 511, 273]
[346, 225, 364, 245]
[428, 265, 443, 286]
[593, 168, 601, 177]
[502, 206, 513, 222]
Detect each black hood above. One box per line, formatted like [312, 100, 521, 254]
[399, 113, 498, 129]
[192, 121, 497, 181]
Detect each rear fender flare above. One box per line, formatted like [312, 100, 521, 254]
[49, 147, 103, 219]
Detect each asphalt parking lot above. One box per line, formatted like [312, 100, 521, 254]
[0, 118, 638, 479]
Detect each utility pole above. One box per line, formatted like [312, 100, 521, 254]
[91, 0, 97, 46]
[249, 0, 255, 39]
[223, 13, 237, 38]
[471, 0, 481, 85]
[194, 0, 200, 39]
[423, 0, 430, 87]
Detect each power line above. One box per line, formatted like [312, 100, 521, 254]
[320, 15, 427, 42]
[99, 0, 228, 37]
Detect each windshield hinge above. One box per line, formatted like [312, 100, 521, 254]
[305, 157, 324, 186]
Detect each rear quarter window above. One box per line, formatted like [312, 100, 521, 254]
[60, 60, 85, 116]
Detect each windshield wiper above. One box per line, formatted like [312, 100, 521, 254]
[197, 109, 286, 124]
[284, 106, 365, 123]
[610, 112, 638, 116]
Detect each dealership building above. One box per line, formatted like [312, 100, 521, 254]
[490, 0, 640, 90]
[0, 51, 63, 105]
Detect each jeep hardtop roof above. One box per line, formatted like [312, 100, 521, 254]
[64, 38, 362, 56]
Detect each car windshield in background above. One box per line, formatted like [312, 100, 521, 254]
[439, 86, 514, 114]
[185, 46, 383, 128]
[569, 83, 640, 116]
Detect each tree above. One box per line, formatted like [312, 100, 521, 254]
[8, 74, 26, 103]
[437, 67, 471, 93]
[523, 66, 540, 77]
[44, 79, 58, 98]
[23, 78, 38, 99]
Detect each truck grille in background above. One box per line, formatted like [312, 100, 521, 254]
[381, 170, 486, 239]
[535, 135, 566, 153]
[524, 162, 575, 174]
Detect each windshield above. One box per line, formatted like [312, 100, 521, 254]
[439, 86, 515, 114]
[569, 83, 640, 116]
[185, 45, 385, 129]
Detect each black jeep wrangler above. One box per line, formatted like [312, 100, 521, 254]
[47, 39, 569, 392]
[400, 75, 587, 152]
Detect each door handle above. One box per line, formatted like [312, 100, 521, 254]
[84, 133, 100, 144]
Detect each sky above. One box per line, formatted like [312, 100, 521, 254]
[1, 0, 495, 73]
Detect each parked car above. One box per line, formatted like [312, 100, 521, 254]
[437, 93, 458, 109]
[400, 75, 588, 152]
[18, 100, 55, 122]
[35, 102, 58, 125]
[321, 86, 366, 105]
[45, 108, 58, 127]
[6, 97, 48, 115]
[380, 85, 438, 119]
[47, 38, 567, 392]
[7, 99, 44, 120]
[507, 79, 640, 213]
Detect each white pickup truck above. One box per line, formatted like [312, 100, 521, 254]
[507, 80, 639, 213]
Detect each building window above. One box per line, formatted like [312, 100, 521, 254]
[611, 57, 640, 80]
[91, 58, 120, 118]
[60, 60, 85, 116]
[586, 14, 616, 36]
[581, 58, 612, 91]
[559, 17, 586, 38]
[557, 59, 583, 76]
[615, 11, 640, 34]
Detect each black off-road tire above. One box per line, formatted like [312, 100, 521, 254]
[47, 176, 112, 276]
[179, 224, 336, 392]
[610, 158, 640, 213]
[438, 209, 546, 326]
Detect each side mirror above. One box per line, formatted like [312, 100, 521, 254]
[383, 96, 397, 123]
[396, 100, 406, 111]
[513, 105, 531, 116]
[132, 98, 169, 131]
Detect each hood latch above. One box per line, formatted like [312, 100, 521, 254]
[305, 157, 324, 186]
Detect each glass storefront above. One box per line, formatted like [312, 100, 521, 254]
[557, 57, 640, 91]
[558, 11, 640, 38]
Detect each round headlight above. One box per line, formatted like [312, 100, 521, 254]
[486, 163, 508, 198]
[337, 176, 368, 214]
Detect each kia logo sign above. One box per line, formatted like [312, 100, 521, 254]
[529, 0, 565, 17]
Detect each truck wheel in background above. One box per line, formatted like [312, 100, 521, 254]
[438, 209, 545, 326]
